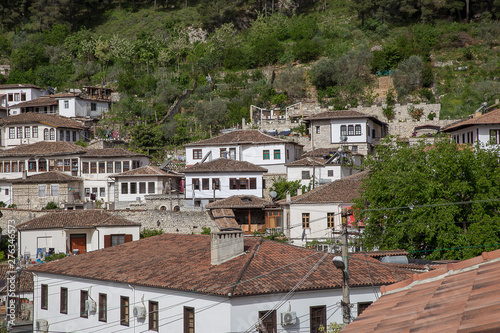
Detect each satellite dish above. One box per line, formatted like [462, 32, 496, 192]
[269, 191, 277, 198]
[339, 135, 347, 142]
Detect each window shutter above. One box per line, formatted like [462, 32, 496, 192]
[124, 234, 133, 243]
[104, 235, 111, 248]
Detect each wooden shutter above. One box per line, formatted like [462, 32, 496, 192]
[104, 235, 111, 248]
[124, 234, 133, 243]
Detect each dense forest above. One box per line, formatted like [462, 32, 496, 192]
[0, 0, 499, 159]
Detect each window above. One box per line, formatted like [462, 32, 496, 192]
[39, 158, 47, 172]
[32, 126, 38, 138]
[60, 287, 68, 314]
[91, 102, 97, 111]
[263, 150, 270, 160]
[193, 149, 202, 159]
[302, 171, 310, 179]
[372, 128, 376, 138]
[4, 189, 7, 196]
[51, 184, 60, 197]
[73, 131, 77, 141]
[302, 213, 310, 228]
[123, 161, 130, 172]
[220, 148, 227, 158]
[184, 307, 194, 333]
[107, 161, 113, 173]
[249, 178, 257, 189]
[41, 284, 48, 310]
[82, 162, 89, 174]
[85, 188, 91, 197]
[99, 187, 105, 197]
[351, 145, 358, 152]
[327, 213, 335, 228]
[229, 178, 243, 190]
[149, 301, 159, 331]
[316, 126, 320, 134]
[287, 149, 290, 160]
[340, 125, 347, 136]
[4, 162, 9, 173]
[357, 301, 372, 316]
[121, 183, 128, 194]
[239, 178, 247, 189]
[355, 124, 361, 136]
[9, 128, 14, 139]
[139, 182, 146, 194]
[64, 100, 69, 109]
[19, 161, 25, 172]
[14, 93, 20, 101]
[90, 162, 97, 174]
[229, 148, 236, 160]
[24, 126, 30, 138]
[38, 185, 47, 197]
[21, 93, 26, 101]
[42, 128, 49, 140]
[50, 128, 55, 140]
[28, 159, 37, 172]
[212, 178, 220, 190]
[148, 182, 155, 194]
[490, 130, 500, 144]
[80, 290, 88, 318]
[328, 170, 334, 177]
[367, 125, 371, 137]
[130, 183, 137, 194]
[310, 306, 326, 333]
[99, 293, 107, 322]
[192, 179, 200, 190]
[115, 161, 122, 173]
[64, 159, 71, 172]
[12, 162, 18, 173]
[92, 187, 98, 196]
[258, 310, 276, 333]
[348, 125, 354, 136]
[274, 149, 281, 159]
[111, 235, 125, 246]
[66, 131, 71, 142]
[8, 94, 13, 102]
[99, 162, 105, 173]
[202, 178, 209, 190]
[120, 296, 129, 326]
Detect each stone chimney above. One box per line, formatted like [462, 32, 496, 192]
[297, 188, 303, 196]
[211, 229, 244, 265]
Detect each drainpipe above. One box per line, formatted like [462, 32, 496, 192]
[95, 227, 100, 250]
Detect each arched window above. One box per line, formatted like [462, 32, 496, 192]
[50, 128, 55, 140]
[38, 158, 47, 172]
[44, 129, 49, 140]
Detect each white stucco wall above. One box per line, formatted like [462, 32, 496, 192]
[0, 87, 45, 108]
[58, 98, 109, 118]
[116, 176, 163, 202]
[184, 172, 264, 200]
[287, 165, 357, 187]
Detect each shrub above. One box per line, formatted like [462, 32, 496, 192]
[7, 204, 16, 208]
[45, 253, 67, 262]
[140, 228, 163, 239]
[201, 227, 211, 235]
[392, 55, 424, 98]
[44, 202, 58, 210]
[0, 202, 5, 208]
[292, 39, 322, 63]
[408, 105, 424, 120]
[428, 111, 436, 120]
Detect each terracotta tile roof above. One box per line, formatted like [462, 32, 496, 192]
[13, 96, 57, 108]
[278, 170, 368, 205]
[181, 158, 267, 173]
[285, 156, 326, 167]
[302, 148, 338, 158]
[442, 108, 500, 132]
[0, 113, 86, 129]
[28, 234, 411, 296]
[205, 195, 273, 209]
[11, 171, 82, 184]
[114, 165, 181, 177]
[17, 210, 141, 230]
[342, 249, 500, 333]
[0, 265, 33, 294]
[304, 110, 387, 126]
[52, 92, 79, 98]
[0, 141, 87, 157]
[210, 209, 240, 229]
[185, 130, 301, 147]
[0, 84, 42, 90]
[83, 148, 147, 158]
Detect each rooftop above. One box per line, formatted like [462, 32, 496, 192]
[83, 148, 147, 158]
[0, 113, 86, 129]
[12, 95, 57, 108]
[181, 158, 267, 173]
[185, 129, 301, 147]
[17, 210, 141, 230]
[304, 110, 387, 126]
[28, 233, 411, 297]
[285, 156, 326, 167]
[0, 265, 33, 294]
[205, 195, 273, 209]
[342, 249, 500, 333]
[114, 165, 181, 177]
[442, 108, 500, 132]
[0, 84, 42, 90]
[0, 141, 87, 157]
[11, 171, 82, 184]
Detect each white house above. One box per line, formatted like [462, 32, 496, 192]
[304, 111, 388, 155]
[0, 113, 87, 149]
[28, 230, 411, 333]
[0, 84, 46, 111]
[442, 107, 500, 146]
[184, 129, 303, 174]
[280, 171, 368, 247]
[181, 158, 267, 208]
[17, 210, 141, 260]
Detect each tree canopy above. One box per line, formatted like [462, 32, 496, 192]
[355, 138, 500, 260]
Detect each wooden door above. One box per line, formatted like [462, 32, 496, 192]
[70, 234, 86, 254]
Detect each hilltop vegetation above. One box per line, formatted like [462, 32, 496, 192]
[0, 0, 499, 159]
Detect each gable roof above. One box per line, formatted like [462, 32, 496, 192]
[181, 158, 267, 173]
[0, 141, 87, 157]
[205, 195, 272, 209]
[302, 148, 338, 158]
[17, 210, 140, 230]
[304, 110, 387, 126]
[12, 95, 57, 108]
[278, 170, 368, 205]
[442, 108, 500, 132]
[114, 165, 181, 177]
[82, 148, 147, 158]
[285, 156, 326, 167]
[0, 84, 42, 90]
[185, 130, 301, 147]
[341, 249, 500, 333]
[0, 113, 86, 129]
[11, 171, 82, 184]
[28, 233, 411, 297]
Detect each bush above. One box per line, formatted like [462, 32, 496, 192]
[44, 202, 58, 210]
[7, 204, 16, 208]
[45, 253, 67, 262]
[292, 39, 322, 63]
[140, 228, 163, 239]
[392, 55, 424, 98]
[0, 202, 5, 208]
[201, 227, 211, 235]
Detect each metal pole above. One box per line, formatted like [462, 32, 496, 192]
[341, 209, 351, 325]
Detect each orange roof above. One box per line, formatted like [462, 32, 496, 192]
[442, 108, 500, 132]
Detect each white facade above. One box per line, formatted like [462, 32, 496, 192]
[19, 225, 140, 260]
[0, 86, 46, 109]
[0, 181, 12, 206]
[32, 273, 378, 333]
[186, 142, 301, 174]
[0, 124, 83, 148]
[57, 97, 109, 118]
[330, 118, 380, 145]
[449, 125, 495, 146]
[287, 165, 359, 187]
[115, 176, 165, 202]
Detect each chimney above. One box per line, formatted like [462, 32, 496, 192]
[297, 188, 303, 196]
[211, 229, 244, 265]
[22, 170, 27, 180]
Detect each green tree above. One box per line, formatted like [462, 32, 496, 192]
[355, 138, 500, 260]
[392, 55, 423, 98]
[270, 176, 313, 200]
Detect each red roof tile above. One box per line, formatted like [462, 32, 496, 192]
[0, 84, 42, 90]
[0, 113, 86, 129]
[181, 158, 267, 173]
[285, 156, 326, 167]
[11, 171, 82, 184]
[13, 96, 57, 108]
[185, 130, 301, 147]
[0, 141, 87, 157]
[442, 108, 500, 132]
[114, 165, 181, 177]
[28, 234, 411, 296]
[304, 110, 387, 126]
[205, 195, 272, 209]
[83, 148, 147, 158]
[342, 249, 500, 333]
[0, 265, 33, 294]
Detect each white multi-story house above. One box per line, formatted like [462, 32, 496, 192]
[442, 107, 500, 146]
[280, 171, 368, 247]
[181, 158, 267, 208]
[0, 113, 87, 148]
[184, 129, 303, 174]
[17, 210, 141, 260]
[28, 229, 411, 333]
[0, 142, 149, 207]
[304, 110, 388, 155]
[0, 84, 46, 110]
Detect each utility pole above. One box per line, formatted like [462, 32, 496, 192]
[340, 208, 351, 325]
